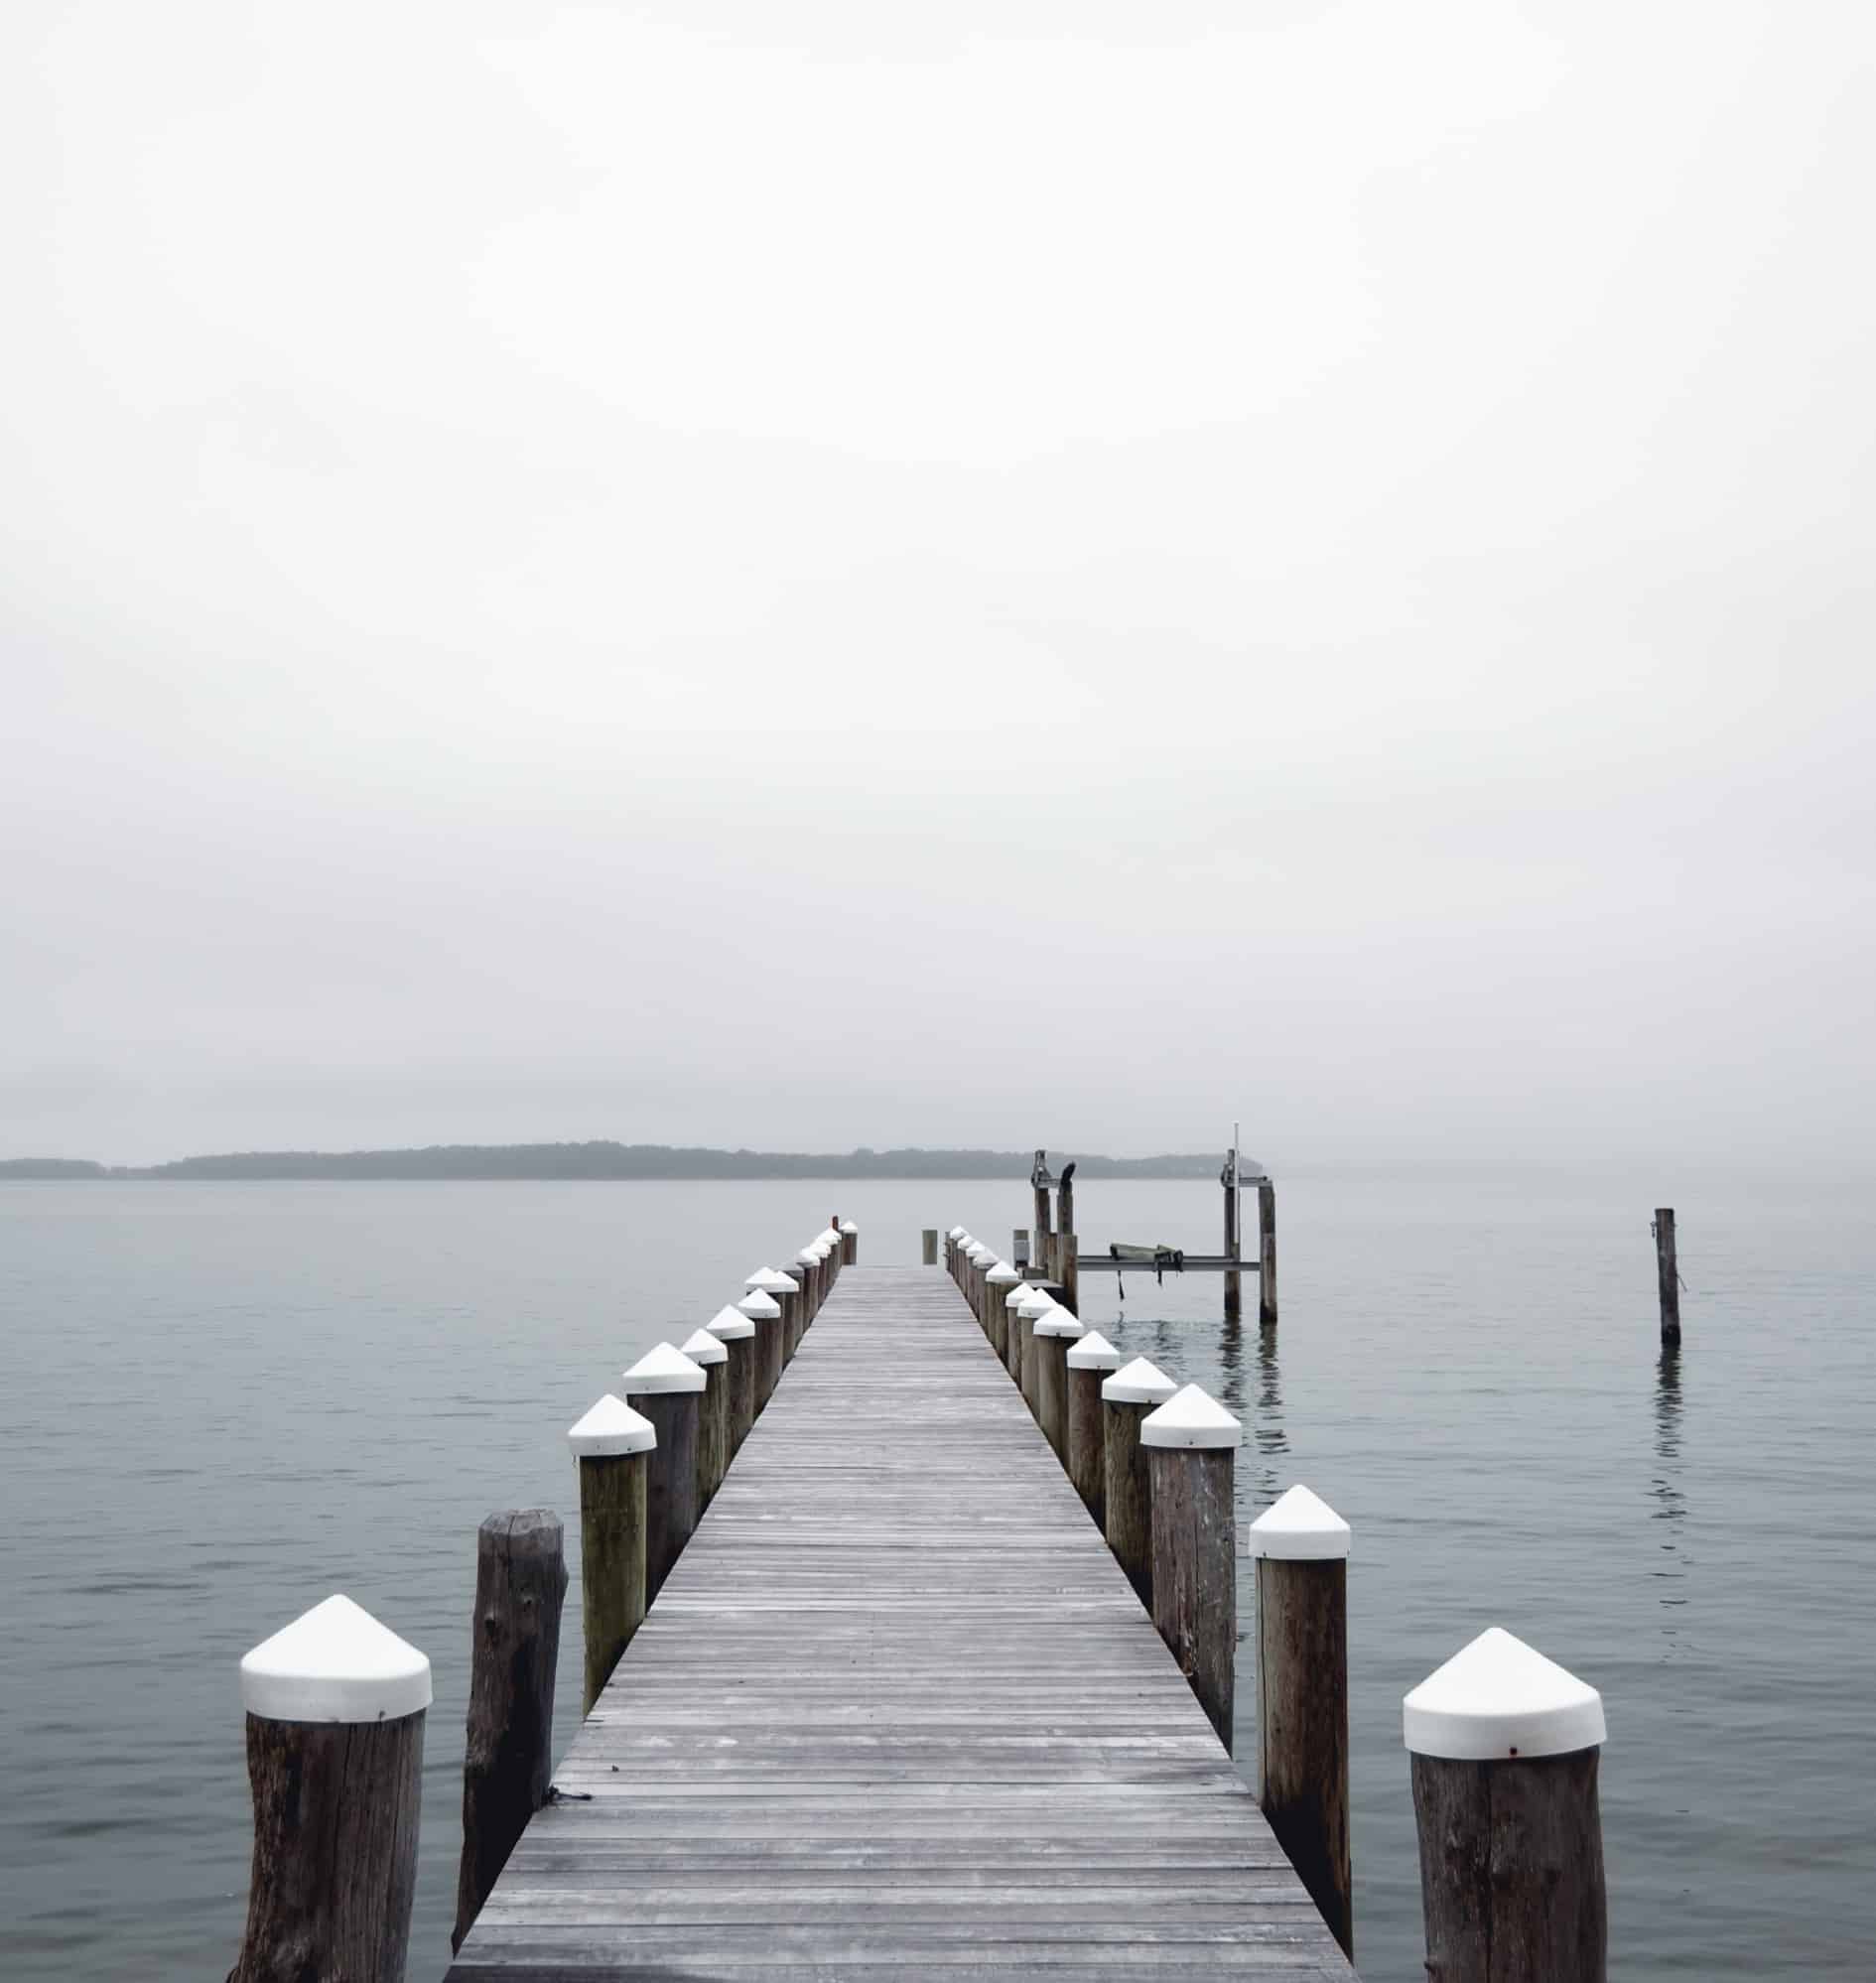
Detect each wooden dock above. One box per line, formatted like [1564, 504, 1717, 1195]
[447, 1263, 1358, 1980]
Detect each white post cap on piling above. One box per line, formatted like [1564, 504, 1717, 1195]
[1014, 1287, 1055, 1318]
[240, 1593, 433, 1724]
[679, 1327, 728, 1367]
[1248, 1483, 1350, 1559]
[706, 1302, 755, 1340]
[986, 1260, 1020, 1285]
[1141, 1382, 1241, 1449]
[1066, 1329, 1124, 1370]
[1404, 1627, 1606, 1761]
[1006, 1282, 1039, 1309]
[840, 1220, 858, 1234]
[737, 1289, 782, 1322]
[1033, 1308, 1086, 1340]
[1102, 1355, 1178, 1404]
[620, 1342, 708, 1394]
[745, 1266, 799, 1294]
[795, 1247, 821, 1265]
[947, 1226, 965, 1240]
[569, 1390, 658, 1456]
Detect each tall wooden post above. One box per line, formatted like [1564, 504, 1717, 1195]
[681, 1329, 731, 1510]
[621, 1343, 706, 1604]
[923, 1229, 939, 1265]
[1250, 1484, 1353, 1959]
[1654, 1209, 1679, 1343]
[1005, 1282, 1035, 1397]
[987, 1260, 1019, 1368]
[1101, 1356, 1176, 1606]
[1031, 1150, 1054, 1282]
[708, 1305, 758, 1454]
[795, 1247, 822, 1323]
[569, 1392, 654, 1711]
[841, 1219, 859, 1264]
[1055, 1163, 1076, 1290]
[1222, 1146, 1242, 1323]
[1258, 1176, 1278, 1330]
[1406, 1628, 1608, 1983]
[1031, 1302, 1084, 1459]
[1012, 1228, 1030, 1269]
[948, 1227, 966, 1282]
[233, 1595, 429, 1983]
[739, 1289, 784, 1413]
[749, 1266, 800, 1359]
[1143, 1385, 1241, 1752]
[1066, 1331, 1122, 1522]
[454, 1511, 566, 1954]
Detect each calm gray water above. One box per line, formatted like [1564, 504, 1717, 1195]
[3, 1171, 1872, 1978]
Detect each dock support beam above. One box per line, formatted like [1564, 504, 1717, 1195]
[1407, 1628, 1607, 1983]
[1251, 1485, 1353, 1959]
[454, 1511, 566, 1954]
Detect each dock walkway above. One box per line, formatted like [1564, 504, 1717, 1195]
[448, 1264, 1357, 1979]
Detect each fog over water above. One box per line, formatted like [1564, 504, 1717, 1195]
[4, 3, 1873, 1170]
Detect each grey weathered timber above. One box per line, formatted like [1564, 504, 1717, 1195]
[1223, 1159, 1242, 1323]
[1034, 1333, 1071, 1461]
[1258, 1558, 1351, 1959]
[636, 1391, 700, 1604]
[233, 1709, 424, 1983]
[922, 1228, 938, 1265]
[782, 1283, 806, 1364]
[697, 1364, 729, 1510]
[1104, 1396, 1157, 1607]
[1655, 1208, 1679, 1343]
[1068, 1366, 1107, 1523]
[577, 1451, 647, 1713]
[448, 1266, 1357, 1983]
[1149, 1446, 1236, 1755]
[724, 1335, 756, 1455]
[1032, 1149, 1053, 1280]
[1058, 1229, 1079, 1314]
[757, 1308, 785, 1410]
[1411, 1748, 1605, 1982]
[455, 1512, 567, 1954]
[1007, 1302, 1027, 1390]
[842, 1226, 858, 1264]
[1056, 1171, 1075, 1292]
[1259, 1178, 1278, 1329]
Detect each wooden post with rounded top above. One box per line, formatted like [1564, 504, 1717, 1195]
[841, 1218, 859, 1264]
[739, 1289, 784, 1414]
[1654, 1208, 1679, 1343]
[707, 1304, 758, 1454]
[1258, 1176, 1278, 1329]
[1251, 1484, 1352, 1957]
[986, 1260, 1020, 1376]
[620, 1343, 706, 1604]
[569, 1392, 654, 1710]
[922, 1228, 938, 1265]
[1101, 1356, 1177, 1606]
[680, 1328, 730, 1511]
[1406, 1628, 1608, 1983]
[232, 1594, 429, 1983]
[1031, 1300, 1083, 1460]
[1143, 1384, 1241, 1753]
[1066, 1331, 1122, 1523]
[454, 1510, 566, 1954]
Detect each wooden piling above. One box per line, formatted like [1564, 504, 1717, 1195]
[232, 1594, 428, 1983]
[681, 1329, 731, 1510]
[1406, 1627, 1608, 1983]
[746, 1266, 801, 1360]
[1013, 1227, 1030, 1269]
[795, 1247, 822, 1323]
[1654, 1208, 1679, 1343]
[1066, 1331, 1123, 1522]
[1143, 1384, 1241, 1753]
[569, 1393, 654, 1711]
[1250, 1484, 1353, 1958]
[1101, 1356, 1177, 1606]
[1223, 1149, 1242, 1323]
[923, 1228, 938, 1265]
[988, 1261, 1021, 1379]
[1056, 1164, 1076, 1289]
[741, 1288, 784, 1411]
[1259, 1177, 1278, 1329]
[1031, 1150, 1054, 1283]
[453, 1511, 566, 1954]
[708, 1305, 758, 1453]
[1031, 1301, 1084, 1460]
[621, 1343, 707, 1604]
[841, 1219, 859, 1264]
[1058, 1231, 1079, 1315]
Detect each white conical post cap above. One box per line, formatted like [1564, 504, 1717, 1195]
[680, 1327, 728, 1367]
[745, 1267, 799, 1294]
[947, 1226, 965, 1240]
[1248, 1483, 1350, 1560]
[986, 1260, 1020, 1285]
[966, 1243, 992, 1262]
[1066, 1329, 1124, 1371]
[1032, 1308, 1086, 1340]
[1141, 1382, 1241, 1449]
[738, 1289, 782, 1321]
[1404, 1627, 1607, 1761]
[1014, 1287, 1055, 1318]
[569, 1390, 658, 1456]
[1005, 1282, 1037, 1308]
[1102, 1355, 1177, 1404]
[620, 1342, 707, 1394]
[840, 1220, 858, 1234]
[240, 1593, 432, 1724]
[707, 1302, 755, 1341]
[796, 1248, 820, 1265]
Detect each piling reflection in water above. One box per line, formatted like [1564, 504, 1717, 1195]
[1217, 1309, 1246, 1421]
[1652, 1345, 1688, 1649]
[1252, 1324, 1290, 1507]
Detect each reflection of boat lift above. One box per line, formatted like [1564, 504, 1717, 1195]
[1023, 1126, 1277, 1326]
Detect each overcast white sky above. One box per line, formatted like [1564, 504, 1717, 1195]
[3, 2, 1872, 1168]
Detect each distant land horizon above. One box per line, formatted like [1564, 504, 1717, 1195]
[0, 1141, 1261, 1183]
